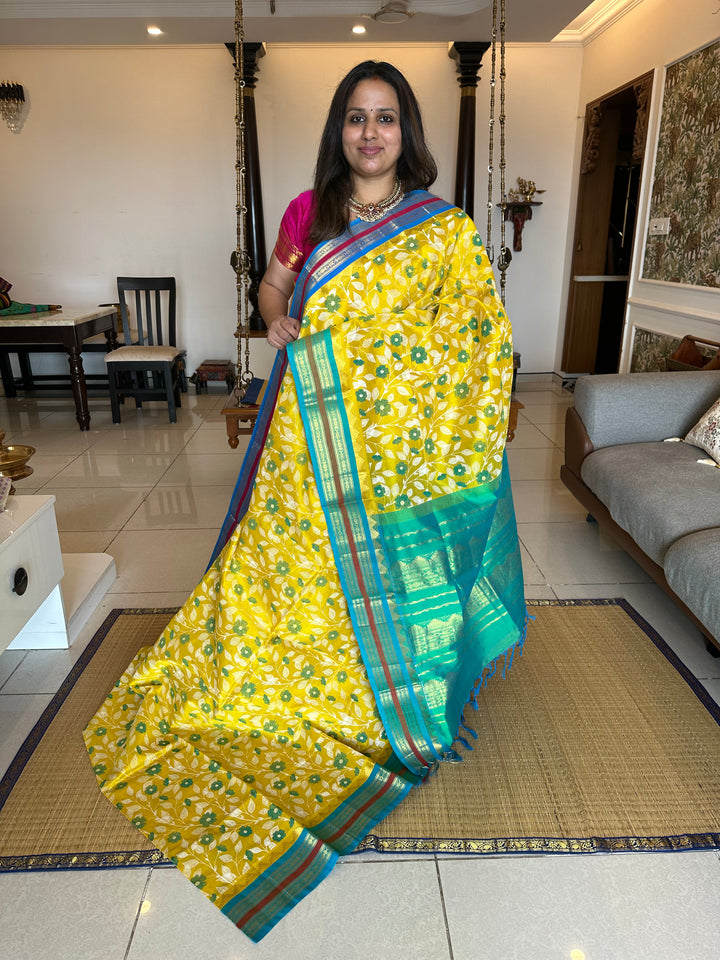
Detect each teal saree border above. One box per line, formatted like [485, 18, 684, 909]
[288, 329, 443, 775]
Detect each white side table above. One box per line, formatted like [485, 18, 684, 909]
[0, 495, 116, 652]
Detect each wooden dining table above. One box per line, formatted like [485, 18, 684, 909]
[0, 306, 118, 431]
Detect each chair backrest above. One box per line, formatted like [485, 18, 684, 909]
[116, 277, 177, 348]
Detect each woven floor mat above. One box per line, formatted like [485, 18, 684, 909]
[1, 600, 719, 870]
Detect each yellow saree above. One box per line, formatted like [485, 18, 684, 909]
[85, 191, 526, 941]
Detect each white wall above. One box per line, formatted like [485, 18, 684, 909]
[0, 39, 582, 380]
[571, 0, 720, 371]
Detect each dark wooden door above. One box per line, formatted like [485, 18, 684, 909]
[561, 73, 653, 374]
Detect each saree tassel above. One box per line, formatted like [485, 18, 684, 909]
[459, 719, 478, 740]
[453, 736, 473, 752]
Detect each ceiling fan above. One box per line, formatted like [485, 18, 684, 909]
[369, 1, 416, 22]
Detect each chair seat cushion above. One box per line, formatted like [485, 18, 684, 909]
[104, 345, 181, 363]
[580, 440, 720, 565]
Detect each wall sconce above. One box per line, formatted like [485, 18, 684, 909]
[1, 82, 27, 133]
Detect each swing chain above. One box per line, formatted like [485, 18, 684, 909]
[233, 0, 254, 401]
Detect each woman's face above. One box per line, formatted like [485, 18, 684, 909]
[341, 78, 402, 189]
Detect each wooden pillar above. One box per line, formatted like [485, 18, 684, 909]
[449, 41, 490, 220]
[226, 41, 267, 331]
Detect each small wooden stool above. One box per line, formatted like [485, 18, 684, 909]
[190, 359, 235, 394]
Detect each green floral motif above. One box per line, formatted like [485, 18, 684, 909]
[324, 293, 341, 312]
[191, 874, 207, 889]
[373, 253, 386, 264]
[454, 383, 469, 399]
[409, 427, 421, 440]
[264, 720, 278, 733]
[167, 832, 181, 844]
[500, 341, 512, 358]
[424, 438, 435, 453]
[373, 484, 386, 497]
[300, 665, 315, 679]
[272, 828, 286, 842]
[233, 618, 248, 636]
[423, 404, 433, 419]
[483, 404, 496, 417]
[472, 232, 483, 246]
[481, 318, 492, 337]
[374, 398, 391, 416]
[356, 388, 368, 402]
[266, 497, 279, 514]
[280, 690, 292, 702]
[276, 560, 290, 575]
[268, 804, 282, 820]
[337, 670, 348, 683]
[396, 462, 408, 475]
[395, 494, 411, 509]
[199, 811, 217, 827]
[453, 464, 466, 476]
[239, 825, 253, 836]
[333, 753, 348, 769]
[270, 760, 285, 773]
[390, 333, 403, 346]
[405, 237, 419, 250]
[199, 833, 214, 846]
[376, 364, 389, 378]
[410, 346, 427, 364]
[308, 774, 321, 784]
[241, 682, 256, 697]
[287, 618, 302, 634]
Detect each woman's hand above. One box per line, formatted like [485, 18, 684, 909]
[266, 314, 301, 350]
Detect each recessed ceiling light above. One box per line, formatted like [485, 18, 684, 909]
[147, 25, 164, 36]
[352, 25, 367, 35]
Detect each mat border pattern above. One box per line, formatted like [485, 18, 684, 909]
[1, 600, 719, 872]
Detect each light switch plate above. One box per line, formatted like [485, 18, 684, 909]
[649, 217, 671, 236]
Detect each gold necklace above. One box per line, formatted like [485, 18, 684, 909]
[348, 178, 404, 222]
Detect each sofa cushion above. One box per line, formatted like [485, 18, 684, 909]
[665, 529, 720, 642]
[685, 396, 720, 465]
[580, 440, 720, 565]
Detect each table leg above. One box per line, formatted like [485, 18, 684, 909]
[0, 351, 17, 398]
[67, 345, 91, 430]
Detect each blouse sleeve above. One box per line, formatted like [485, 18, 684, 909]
[273, 191, 315, 273]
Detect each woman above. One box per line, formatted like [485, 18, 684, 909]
[85, 61, 526, 942]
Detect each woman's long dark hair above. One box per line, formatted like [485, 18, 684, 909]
[310, 61, 438, 244]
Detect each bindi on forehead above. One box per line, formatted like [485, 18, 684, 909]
[345, 106, 398, 115]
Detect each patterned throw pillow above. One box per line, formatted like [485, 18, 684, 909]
[685, 396, 720, 465]
[0, 276, 11, 308]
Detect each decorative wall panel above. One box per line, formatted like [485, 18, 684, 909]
[643, 40, 720, 288]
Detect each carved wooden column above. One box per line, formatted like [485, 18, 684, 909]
[226, 41, 267, 331]
[449, 41, 490, 220]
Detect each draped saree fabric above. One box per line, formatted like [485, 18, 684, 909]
[84, 191, 527, 941]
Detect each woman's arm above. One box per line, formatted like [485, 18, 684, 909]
[259, 253, 302, 350]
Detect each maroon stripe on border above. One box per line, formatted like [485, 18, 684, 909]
[324, 772, 398, 845]
[234, 838, 325, 929]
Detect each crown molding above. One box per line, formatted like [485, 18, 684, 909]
[553, 0, 644, 45]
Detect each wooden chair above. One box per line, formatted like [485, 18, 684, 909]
[105, 277, 184, 423]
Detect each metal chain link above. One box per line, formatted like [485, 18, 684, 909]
[234, 0, 253, 401]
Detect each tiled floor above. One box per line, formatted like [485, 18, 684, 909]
[1, 381, 719, 960]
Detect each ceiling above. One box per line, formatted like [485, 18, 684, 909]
[0, 0, 608, 46]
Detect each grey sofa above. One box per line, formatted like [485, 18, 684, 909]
[561, 371, 720, 654]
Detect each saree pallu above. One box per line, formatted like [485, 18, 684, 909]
[84, 191, 527, 942]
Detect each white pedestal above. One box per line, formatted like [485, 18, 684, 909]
[0, 495, 116, 652]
